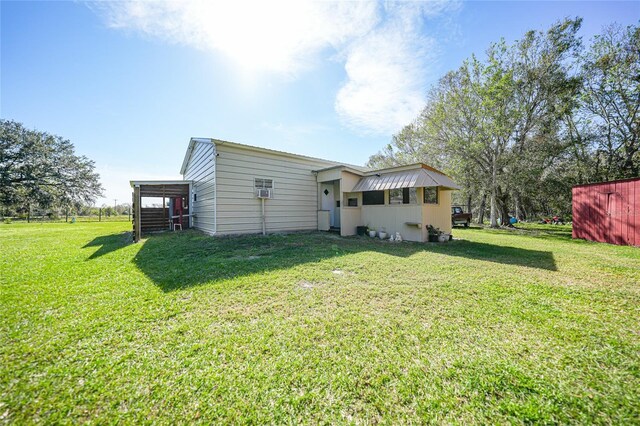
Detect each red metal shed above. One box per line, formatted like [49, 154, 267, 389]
[572, 177, 639, 246]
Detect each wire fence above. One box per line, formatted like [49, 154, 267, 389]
[2, 215, 131, 223]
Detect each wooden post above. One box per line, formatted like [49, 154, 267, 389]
[133, 186, 141, 242]
[163, 185, 167, 230]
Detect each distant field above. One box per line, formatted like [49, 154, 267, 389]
[1, 222, 638, 423]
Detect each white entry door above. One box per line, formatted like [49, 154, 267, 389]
[321, 183, 336, 227]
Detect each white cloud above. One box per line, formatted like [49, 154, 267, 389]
[95, 1, 378, 74]
[92, 0, 459, 135]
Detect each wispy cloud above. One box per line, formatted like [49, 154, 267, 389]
[91, 0, 459, 135]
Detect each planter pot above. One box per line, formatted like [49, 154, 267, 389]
[428, 234, 439, 242]
[438, 234, 449, 243]
[369, 231, 377, 238]
[378, 232, 387, 239]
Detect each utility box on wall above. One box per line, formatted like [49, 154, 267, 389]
[318, 210, 330, 231]
[572, 178, 639, 246]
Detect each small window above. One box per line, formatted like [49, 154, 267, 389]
[389, 189, 403, 204]
[390, 188, 417, 205]
[405, 188, 418, 204]
[452, 206, 463, 214]
[347, 198, 358, 207]
[336, 200, 340, 208]
[363, 190, 385, 205]
[254, 178, 273, 189]
[424, 187, 439, 204]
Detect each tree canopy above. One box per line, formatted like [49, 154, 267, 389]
[0, 120, 103, 215]
[369, 19, 639, 226]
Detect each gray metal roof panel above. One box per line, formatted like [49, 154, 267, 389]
[351, 168, 460, 192]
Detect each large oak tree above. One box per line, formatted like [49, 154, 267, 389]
[0, 120, 103, 217]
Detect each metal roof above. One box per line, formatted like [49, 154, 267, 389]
[351, 168, 460, 192]
[130, 180, 191, 187]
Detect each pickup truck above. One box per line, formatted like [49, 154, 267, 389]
[451, 206, 472, 227]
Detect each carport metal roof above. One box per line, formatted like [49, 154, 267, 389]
[130, 180, 191, 197]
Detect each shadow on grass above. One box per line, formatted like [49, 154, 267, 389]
[428, 240, 557, 271]
[514, 224, 573, 240]
[87, 230, 556, 292]
[83, 232, 132, 260]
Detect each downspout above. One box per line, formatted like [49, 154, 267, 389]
[261, 197, 266, 235]
[312, 170, 319, 231]
[213, 141, 217, 235]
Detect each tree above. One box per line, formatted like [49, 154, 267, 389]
[579, 24, 640, 180]
[0, 120, 103, 217]
[369, 19, 583, 226]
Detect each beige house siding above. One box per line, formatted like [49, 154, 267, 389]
[422, 188, 453, 240]
[214, 142, 335, 235]
[357, 187, 453, 242]
[361, 204, 424, 242]
[339, 171, 366, 236]
[182, 141, 216, 234]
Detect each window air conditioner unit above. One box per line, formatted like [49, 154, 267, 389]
[256, 188, 272, 199]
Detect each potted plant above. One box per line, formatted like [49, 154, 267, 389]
[427, 225, 441, 242]
[378, 227, 387, 239]
[368, 227, 377, 238]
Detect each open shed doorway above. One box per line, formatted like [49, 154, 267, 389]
[130, 181, 192, 242]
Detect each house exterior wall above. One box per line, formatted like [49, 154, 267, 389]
[422, 188, 453, 240]
[361, 204, 424, 241]
[356, 187, 452, 242]
[182, 141, 216, 234]
[340, 207, 361, 236]
[572, 178, 639, 246]
[339, 171, 364, 237]
[214, 142, 335, 235]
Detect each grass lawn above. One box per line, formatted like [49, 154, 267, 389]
[1, 222, 638, 424]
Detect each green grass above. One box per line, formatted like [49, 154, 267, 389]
[1, 222, 638, 424]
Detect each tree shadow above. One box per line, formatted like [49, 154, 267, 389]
[425, 240, 558, 271]
[467, 224, 574, 242]
[127, 230, 557, 292]
[83, 232, 132, 260]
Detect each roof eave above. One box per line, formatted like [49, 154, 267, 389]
[179, 138, 209, 175]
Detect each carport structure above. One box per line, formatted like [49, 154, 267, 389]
[130, 180, 192, 242]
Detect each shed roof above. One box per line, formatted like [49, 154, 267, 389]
[351, 168, 460, 192]
[130, 180, 191, 197]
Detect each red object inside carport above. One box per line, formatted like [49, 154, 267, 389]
[572, 177, 640, 246]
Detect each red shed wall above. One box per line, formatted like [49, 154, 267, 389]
[572, 178, 639, 246]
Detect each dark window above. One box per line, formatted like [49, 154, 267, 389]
[347, 198, 358, 207]
[254, 178, 273, 189]
[390, 188, 417, 204]
[336, 200, 340, 208]
[424, 187, 439, 204]
[363, 190, 385, 205]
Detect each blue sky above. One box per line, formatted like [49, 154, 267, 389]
[2, 1, 638, 206]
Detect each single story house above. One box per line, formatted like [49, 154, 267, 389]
[130, 138, 459, 242]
